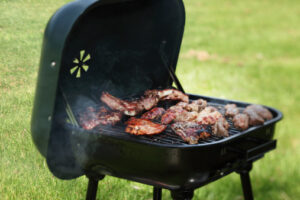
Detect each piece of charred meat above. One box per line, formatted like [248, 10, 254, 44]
[161, 104, 198, 124]
[79, 107, 101, 130]
[243, 107, 265, 126]
[125, 117, 167, 135]
[196, 106, 223, 125]
[194, 106, 229, 137]
[98, 109, 122, 126]
[176, 98, 207, 112]
[79, 106, 122, 130]
[100, 92, 143, 116]
[154, 89, 189, 102]
[101, 89, 187, 117]
[212, 117, 229, 137]
[139, 90, 160, 110]
[141, 107, 165, 120]
[246, 105, 273, 120]
[233, 114, 249, 130]
[171, 122, 211, 144]
[161, 110, 177, 124]
[224, 104, 239, 118]
[190, 99, 207, 112]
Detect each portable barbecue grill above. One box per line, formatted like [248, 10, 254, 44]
[31, 0, 282, 199]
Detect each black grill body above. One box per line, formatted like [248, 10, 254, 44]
[47, 94, 282, 190]
[31, 0, 282, 199]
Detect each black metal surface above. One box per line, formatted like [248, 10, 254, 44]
[171, 189, 194, 200]
[32, 0, 185, 158]
[153, 187, 162, 200]
[86, 178, 99, 200]
[237, 163, 254, 200]
[45, 93, 282, 189]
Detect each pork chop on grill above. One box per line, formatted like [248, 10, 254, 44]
[161, 104, 198, 124]
[157, 89, 189, 102]
[171, 122, 211, 144]
[79, 106, 122, 130]
[125, 117, 167, 135]
[139, 95, 160, 111]
[141, 107, 165, 120]
[97, 107, 123, 126]
[176, 98, 207, 112]
[225, 104, 239, 118]
[233, 113, 249, 130]
[101, 89, 187, 117]
[100, 92, 143, 116]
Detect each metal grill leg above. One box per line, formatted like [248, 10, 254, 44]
[85, 175, 105, 200]
[153, 187, 162, 200]
[237, 164, 253, 200]
[86, 178, 99, 200]
[239, 171, 253, 200]
[171, 189, 194, 200]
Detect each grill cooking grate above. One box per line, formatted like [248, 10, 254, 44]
[76, 101, 245, 146]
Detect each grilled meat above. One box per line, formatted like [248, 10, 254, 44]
[161, 105, 198, 124]
[98, 110, 122, 126]
[79, 106, 122, 130]
[190, 99, 207, 112]
[100, 92, 143, 116]
[176, 98, 207, 112]
[193, 106, 229, 136]
[79, 107, 101, 130]
[101, 89, 187, 116]
[161, 110, 177, 124]
[243, 107, 265, 126]
[212, 117, 229, 137]
[233, 113, 249, 130]
[246, 105, 273, 120]
[139, 95, 159, 111]
[125, 117, 167, 135]
[171, 122, 211, 144]
[141, 107, 165, 120]
[100, 92, 126, 112]
[196, 106, 223, 125]
[157, 89, 189, 102]
[225, 104, 239, 118]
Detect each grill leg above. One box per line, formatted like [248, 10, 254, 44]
[85, 175, 105, 200]
[153, 187, 162, 200]
[171, 189, 194, 200]
[237, 164, 253, 200]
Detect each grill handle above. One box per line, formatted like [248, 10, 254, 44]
[228, 140, 277, 161]
[246, 140, 276, 161]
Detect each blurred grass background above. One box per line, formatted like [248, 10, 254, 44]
[0, 0, 299, 199]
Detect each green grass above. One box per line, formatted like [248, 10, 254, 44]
[0, 0, 299, 199]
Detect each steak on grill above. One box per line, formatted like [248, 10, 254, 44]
[171, 122, 211, 144]
[125, 117, 167, 135]
[141, 107, 166, 120]
[79, 106, 122, 130]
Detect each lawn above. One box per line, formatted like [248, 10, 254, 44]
[0, 0, 299, 199]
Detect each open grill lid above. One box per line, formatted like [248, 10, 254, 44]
[31, 0, 185, 157]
